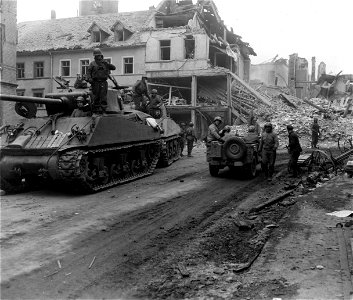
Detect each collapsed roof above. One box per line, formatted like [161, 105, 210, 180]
[154, 0, 256, 59]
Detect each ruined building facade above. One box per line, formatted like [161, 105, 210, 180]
[0, 0, 18, 125]
[12, 0, 263, 138]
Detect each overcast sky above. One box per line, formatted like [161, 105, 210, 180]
[17, 0, 353, 75]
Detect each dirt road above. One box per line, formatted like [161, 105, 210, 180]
[0, 146, 277, 298]
[2, 146, 350, 299]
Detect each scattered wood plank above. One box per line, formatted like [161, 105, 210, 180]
[89, 256, 96, 269]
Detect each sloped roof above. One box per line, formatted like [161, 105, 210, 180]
[17, 10, 154, 53]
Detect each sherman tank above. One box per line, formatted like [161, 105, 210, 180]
[0, 87, 162, 193]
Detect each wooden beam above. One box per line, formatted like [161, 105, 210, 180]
[191, 75, 197, 125]
[147, 83, 191, 90]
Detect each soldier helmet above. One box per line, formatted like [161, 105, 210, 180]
[180, 122, 186, 126]
[151, 89, 158, 94]
[287, 125, 294, 130]
[264, 122, 273, 128]
[248, 125, 255, 132]
[189, 122, 194, 126]
[214, 116, 222, 123]
[76, 96, 84, 102]
[93, 48, 103, 57]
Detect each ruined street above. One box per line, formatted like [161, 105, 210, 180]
[1, 146, 352, 299]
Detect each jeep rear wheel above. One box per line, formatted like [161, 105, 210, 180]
[209, 164, 219, 177]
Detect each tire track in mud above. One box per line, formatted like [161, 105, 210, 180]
[1, 172, 266, 299]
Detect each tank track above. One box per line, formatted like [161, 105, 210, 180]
[158, 135, 181, 167]
[58, 140, 161, 193]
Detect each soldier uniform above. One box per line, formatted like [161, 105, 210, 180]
[311, 118, 320, 148]
[186, 122, 197, 157]
[206, 116, 224, 143]
[259, 123, 279, 181]
[287, 125, 302, 177]
[71, 97, 91, 117]
[86, 48, 116, 112]
[132, 77, 149, 113]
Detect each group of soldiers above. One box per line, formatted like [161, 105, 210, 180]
[180, 113, 321, 181]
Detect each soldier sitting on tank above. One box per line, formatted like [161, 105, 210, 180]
[86, 48, 116, 113]
[74, 74, 88, 89]
[243, 125, 260, 144]
[132, 77, 149, 113]
[71, 97, 91, 117]
[148, 89, 167, 118]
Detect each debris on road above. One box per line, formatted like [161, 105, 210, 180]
[57, 260, 61, 269]
[88, 256, 96, 269]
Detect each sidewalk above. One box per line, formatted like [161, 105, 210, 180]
[245, 174, 353, 299]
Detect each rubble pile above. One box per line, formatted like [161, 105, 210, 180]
[234, 85, 353, 149]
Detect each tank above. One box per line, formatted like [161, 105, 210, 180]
[148, 107, 182, 167]
[0, 88, 162, 193]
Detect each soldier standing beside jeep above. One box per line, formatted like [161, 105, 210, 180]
[259, 123, 279, 182]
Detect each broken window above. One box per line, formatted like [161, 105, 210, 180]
[92, 30, 101, 42]
[17, 63, 25, 79]
[184, 37, 195, 59]
[160, 40, 171, 60]
[123, 57, 133, 74]
[34, 61, 44, 78]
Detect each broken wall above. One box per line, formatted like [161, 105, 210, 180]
[250, 62, 288, 87]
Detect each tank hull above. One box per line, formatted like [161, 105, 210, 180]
[0, 111, 162, 193]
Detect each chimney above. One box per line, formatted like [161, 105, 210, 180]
[51, 10, 56, 19]
[311, 57, 316, 81]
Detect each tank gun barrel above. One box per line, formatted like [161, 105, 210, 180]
[0, 94, 63, 105]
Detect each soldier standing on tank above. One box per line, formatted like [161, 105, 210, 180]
[179, 122, 187, 157]
[259, 123, 279, 182]
[186, 122, 197, 157]
[86, 48, 116, 112]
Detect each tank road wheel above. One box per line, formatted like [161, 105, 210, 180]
[209, 164, 219, 177]
[244, 157, 257, 178]
[110, 163, 122, 181]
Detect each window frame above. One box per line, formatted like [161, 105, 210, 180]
[184, 37, 195, 59]
[16, 62, 25, 79]
[79, 58, 90, 76]
[33, 61, 44, 78]
[122, 56, 134, 74]
[60, 59, 71, 77]
[160, 40, 171, 61]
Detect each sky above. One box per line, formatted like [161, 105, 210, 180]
[16, 0, 353, 75]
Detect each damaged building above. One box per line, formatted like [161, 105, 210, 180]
[12, 0, 269, 137]
[250, 56, 288, 88]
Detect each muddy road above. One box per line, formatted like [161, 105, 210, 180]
[1, 147, 293, 299]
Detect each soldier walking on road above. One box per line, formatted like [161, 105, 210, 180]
[311, 117, 320, 148]
[179, 122, 187, 157]
[259, 123, 279, 182]
[287, 125, 302, 178]
[86, 48, 116, 112]
[186, 122, 197, 157]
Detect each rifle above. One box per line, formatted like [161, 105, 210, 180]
[53, 76, 71, 89]
[107, 74, 129, 90]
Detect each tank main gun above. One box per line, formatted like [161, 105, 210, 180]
[0, 91, 89, 118]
